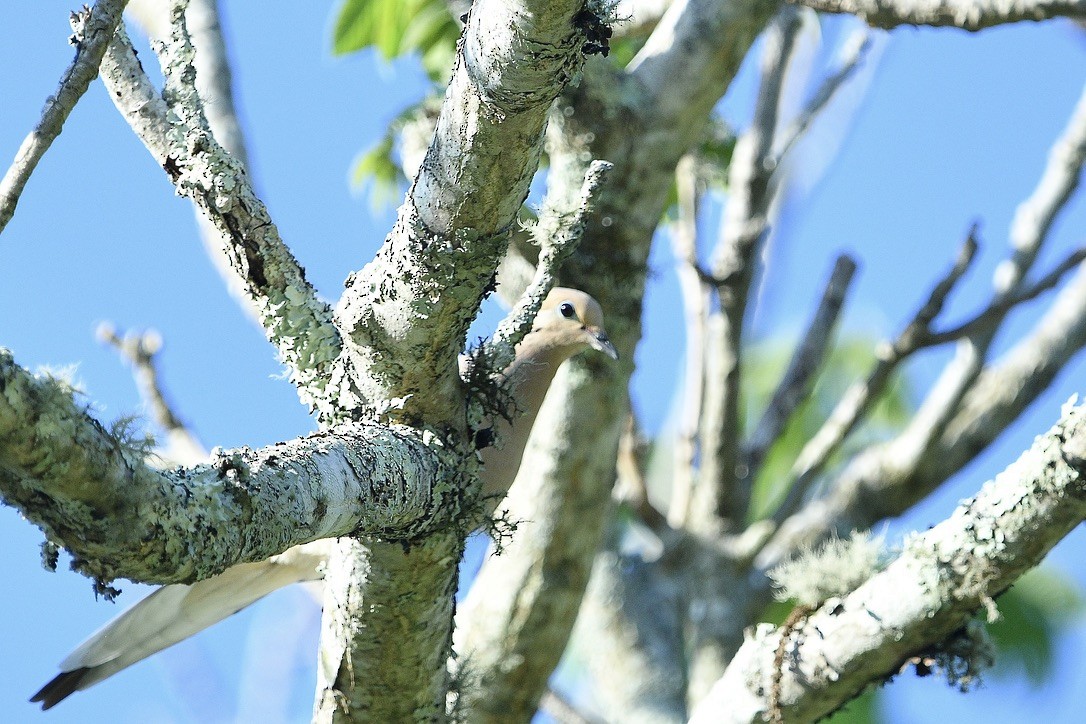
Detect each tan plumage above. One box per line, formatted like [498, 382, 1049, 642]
[478, 288, 617, 500]
[31, 287, 615, 709]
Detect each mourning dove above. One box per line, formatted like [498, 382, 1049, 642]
[31, 287, 616, 709]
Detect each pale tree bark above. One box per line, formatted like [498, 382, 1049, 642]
[453, 0, 781, 719]
[6, 0, 1086, 721]
[4, 0, 597, 718]
[0, 0, 130, 234]
[792, 0, 1086, 29]
[693, 401, 1086, 722]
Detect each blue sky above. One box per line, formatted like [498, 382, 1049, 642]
[1, 3, 1085, 722]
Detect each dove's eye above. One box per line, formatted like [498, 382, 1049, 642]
[559, 302, 576, 319]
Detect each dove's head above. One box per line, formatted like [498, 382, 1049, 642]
[531, 287, 619, 361]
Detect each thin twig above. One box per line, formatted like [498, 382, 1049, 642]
[0, 0, 130, 234]
[97, 324, 208, 466]
[743, 255, 857, 484]
[668, 155, 710, 527]
[770, 229, 979, 525]
[697, 6, 803, 528]
[830, 87, 1086, 504]
[772, 30, 872, 171]
[925, 246, 1086, 346]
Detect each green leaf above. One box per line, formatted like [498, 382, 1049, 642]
[351, 134, 403, 210]
[333, 0, 381, 56]
[331, 0, 460, 80]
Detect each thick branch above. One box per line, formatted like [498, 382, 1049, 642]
[0, 350, 454, 586]
[333, 0, 591, 425]
[313, 534, 461, 722]
[99, 20, 341, 418]
[0, 1, 129, 234]
[790, 0, 1086, 30]
[578, 538, 688, 723]
[454, 362, 628, 723]
[693, 402, 1086, 722]
[454, 0, 781, 712]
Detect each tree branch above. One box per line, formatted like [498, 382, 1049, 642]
[453, 364, 628, 722]
[770, 230, 977, 526]
[760, 84, 1086, 563]
[577, 536, 688, 723]
[313, 533, 462, 722]
[0, 0, 129, 235]
[743, 255, 857, 485]
[333, 0, 594, 425]
[0, 349, 456, 588]
[789, 0, 1086, 30]
[694, 5, 804, 529]
[924, 245, 1086, 345]
[457, 0, 782, 713]
[97, 324, 208, 466]
[693, 401, 1086, 722]
[99, 16, 342, 419]
[771, 30, 872, 170]
[667, 155, 710, 528]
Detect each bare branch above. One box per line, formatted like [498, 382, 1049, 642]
[771, 30, 872, 170]
[314, 534, 461, 722]
[668, 155, 710, 527]
[184, 0, 272, 321]
[697, 5, 805, 527]
[925, 245, 1086, 345]
[453, 0, 781, 713]
[186, 0, 251, 167]
[577, 541, 688, 723]
[0, 350, 456, 587]
[860, 82, 1086, 504]
[694, 402, 1086, 722]
[789, 0, 1086, 30]
[97, 324, 208, 466]
[99, 18, 342, 419]
[762, 85, 1086, 562]
[1001, 84, 1086, 293]
[333, 0, 595, 425]
[770, 230, 977, 525]
[0, 1, 129, 235]
[453, 365, 629, 722]
[743, 255, 857, 483]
